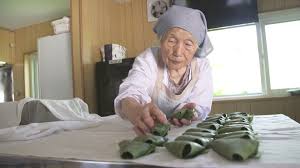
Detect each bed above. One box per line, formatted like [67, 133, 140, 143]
[1, 110, 300, 168]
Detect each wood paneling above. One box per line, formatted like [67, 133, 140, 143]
[14, 21, 53, 100]
[71, 0, 84, 99]
[212, 96, 300, 123]
[0, 28, 14, 63]
[258, 0, 300, 12]
[79, 0, 156, 113]
[236, 102, 252, 114]
[286, 98, 300, 121]
[9, 32, 15, 64]
[211, 103, 237, 115]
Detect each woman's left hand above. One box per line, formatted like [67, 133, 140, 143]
[170, 103, 198, 127]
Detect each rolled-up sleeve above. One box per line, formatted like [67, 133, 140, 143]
[114, 49, 157, 118]
[175, 58, 213, 121]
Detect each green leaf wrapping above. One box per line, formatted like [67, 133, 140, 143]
[205, 116, 222, 121]
[224, 121, 250, 126]
[183, 109, 195, 120]
[133, 134, 168, 146]
[228, 113, 253, 123]
[227, 118, 249, 123]
[204, 117, 226, 125]
[172, 109, 185, 119]
[172, 109, 195, 120]
[218, 125, 253, 134]
[151, 123, 170, 137]
[165, 141, 206, 158]
[215, 130, 255, 139]
[197, 122, 222, 130]
[228, 112, 248, 116]
[211, 138, 259, 161]
[207, 113, 228, 119]
[183, 131, 216, 138]
[222, 123, 252, 129]
[216, 131, 257, 140]
[186, 128, 216, 134]
[197, 121, 216, 125]
[219, 134, 257, 140]
[175, 135, 213, 147]
[119, 140, 156, 159]
[248, 115, 253, 123]
[229, 115, 246, 120]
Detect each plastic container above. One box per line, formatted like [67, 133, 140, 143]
[51, 17, 70, 34]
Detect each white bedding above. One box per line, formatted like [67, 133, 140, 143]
[0, 98, 102, 142]
[0, 114, 300, 168]
[17, 97, 102, 122]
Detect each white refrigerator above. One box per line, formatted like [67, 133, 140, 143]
[37, 33, 73, 99]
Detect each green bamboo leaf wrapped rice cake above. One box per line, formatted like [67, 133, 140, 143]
[218, 125, 253, 134]
[133, 134, 168, 146]
[165, 141, 206, 159]
[186, 128, 216, 134]
[172, 108, 195, 120]
[151, 123, 171, 137]
[210, 138, 259, 161]
[175, 135, 213, 147]
[215, 130, 255, 139]
[183, 131, 216, 138]
[119, 140, 156, 159]
[197, 122, 222, 130]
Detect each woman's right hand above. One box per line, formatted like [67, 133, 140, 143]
[132, 103, 168, 135]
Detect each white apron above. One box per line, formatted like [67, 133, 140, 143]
[151, 49, 200, 118]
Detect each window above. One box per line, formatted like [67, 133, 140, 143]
[24, 52, 40, 98]
[208, 25, 262, 97]
[208, 8, 300, 99]
[259, 8, 300, 96]
[265, 20, 300, 90]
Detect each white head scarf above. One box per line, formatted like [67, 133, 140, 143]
[153, 5, 213, 58]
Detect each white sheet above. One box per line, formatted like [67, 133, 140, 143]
[0, 98, 102, 142]
[17, 97, 102, 121]
[0, 114, 299, 168]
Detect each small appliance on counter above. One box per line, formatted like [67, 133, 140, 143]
[100, 44, 127, 64]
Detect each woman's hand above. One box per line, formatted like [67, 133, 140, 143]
[133, 103, 168, 135]
[170, 103, 198, 127]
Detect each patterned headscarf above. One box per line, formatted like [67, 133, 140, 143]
[153, 5, 213, 57]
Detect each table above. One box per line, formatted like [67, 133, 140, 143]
[0, 114, 300, 168]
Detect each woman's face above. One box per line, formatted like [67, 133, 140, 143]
[160, 27, 198, 70]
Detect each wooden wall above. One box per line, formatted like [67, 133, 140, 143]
[211, 96, 300, 123]
[0, 28, 14, 64]
[77, 0, 157, 113]
[258, 0, 300, 12]
[13, 21, 53, 100]
[72, 0, 300, 122]
[71, 0, 84, 99]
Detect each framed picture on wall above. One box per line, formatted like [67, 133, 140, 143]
[147, 0, 170, 22]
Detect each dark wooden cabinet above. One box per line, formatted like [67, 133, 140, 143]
[95, 58, 135, 116]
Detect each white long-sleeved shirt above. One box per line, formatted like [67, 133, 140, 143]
[114, 48, 213, 120]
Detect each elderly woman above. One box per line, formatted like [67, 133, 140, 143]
[114, 5, 213, 135]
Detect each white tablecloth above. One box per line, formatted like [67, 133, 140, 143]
[0, 114, 300, 168]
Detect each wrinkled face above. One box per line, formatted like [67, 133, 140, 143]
[160, 27, 198, 70]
